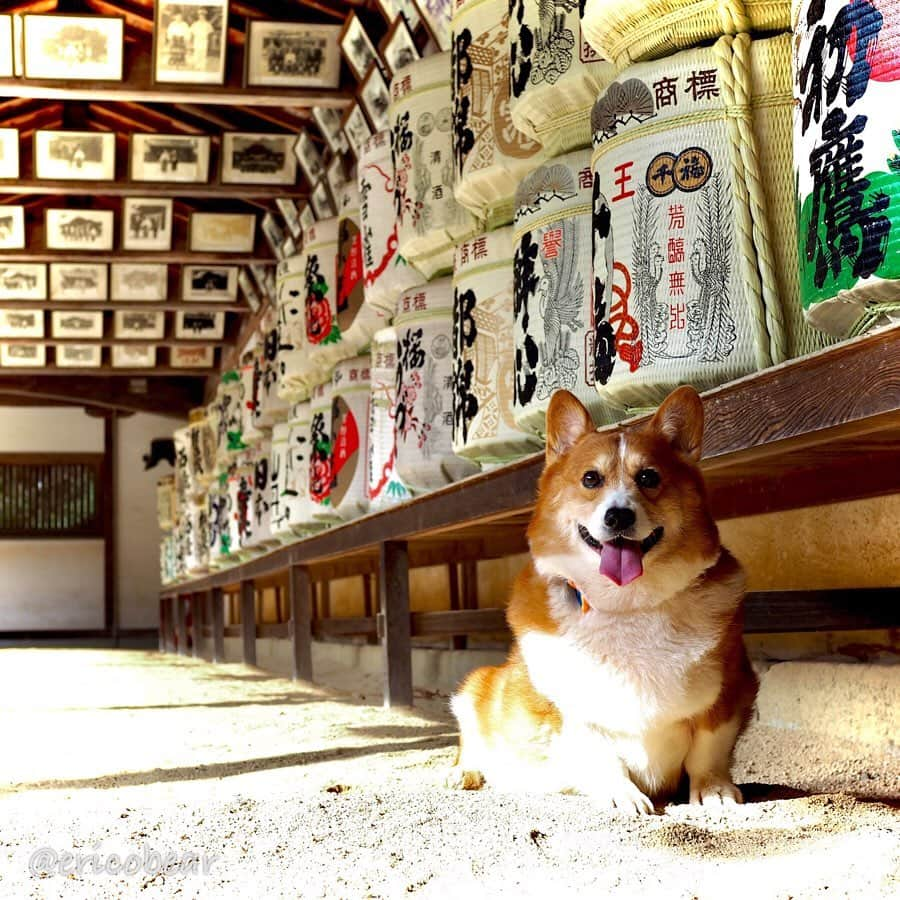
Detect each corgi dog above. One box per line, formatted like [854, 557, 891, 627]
[448, 387, 757, 812]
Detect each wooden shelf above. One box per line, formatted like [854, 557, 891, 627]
[0, 337, 228, 347]
[0, 301, 249, 313]
[164, 325, 900, 588]
[0, 365, 215, 376]
[0, 180, 310, 200]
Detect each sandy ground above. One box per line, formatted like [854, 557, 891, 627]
[0, 649, 897, 900]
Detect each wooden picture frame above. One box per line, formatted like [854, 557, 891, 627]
[237, 268, 262, 312]
[0, 129, 18, 180]
[260, 212, 285, 260]
[114, 309, 165, 340]
[379, 15, 420, 77]
[220, 132, 298, 186]
[244, 20, 341, 88]
[49, 262, 108, 300]
[310, 178, 336, 220]
[325, 153, 349, 200]
[338, 13, 380, 83]
[312, 106, 349, 156]
[175, 310, 225, 340]
[57, 344, 102, 368]
[171, 346, 214, 368]
[341, 100, 373, 160]
[292, 131, 325, 187]
[129, 133, 211, 183]
[0, 17, 14, 78]
[373, 0, 422, 31]
[152, 0, 228, 86]
[52, 310, 104, 340]
[411, 0, 452, 52]
[0, 309, 44, 339]
[0, 263, 46, 300]
[275, 198, 302, 240]
[358, 62, 392, 132]
[0, 205, 25, 249]
[188, 213, 256, 253]
[22, 14, 124, 81]
[122, 197, 173, 251]
[0, 344, 46, 367]
[45, 208, 115, 251]
[298, 202, 316, 233]
[34, 130, 115, 181]
[110, 263, 168, 301]
[112, 345, 156, 368]
[181, 264, 238, 301]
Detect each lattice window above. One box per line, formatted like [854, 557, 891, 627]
[0, 455, 104, 538]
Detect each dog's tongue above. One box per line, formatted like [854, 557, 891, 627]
[600, 539, 643, 586]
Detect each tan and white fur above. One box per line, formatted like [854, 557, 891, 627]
[448, 387, 757, 812]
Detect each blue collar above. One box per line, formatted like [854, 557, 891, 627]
[566, 580, 587, 612]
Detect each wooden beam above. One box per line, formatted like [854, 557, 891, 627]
[103, 413, 117, 638]
[313, 616, 377, 638]
[379, 541, 413, 707]
[0, 366, 215, 377]
[0, 251, 274, 265]
[191, 593, 202, 657]
[0, 338, 228, 348]
[240, 580, 256, 666]
[0, 180, 308, 200]
[0, 301, 249, 313]
[289, 565, 313, 682]
[744, 589, 899, 633]
[211, 586, 224, 663]
[410, 608, 508, 638]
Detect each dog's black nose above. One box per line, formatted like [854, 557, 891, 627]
[604, 507, 636, 532]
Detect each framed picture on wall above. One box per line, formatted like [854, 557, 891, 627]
[110, 263, 168, 300]
[175, 310, 224, 340]
[275, 198, 301, 240]
[0, 309, 44, 338]
[122, 197, 173, 251]
[188, 213, 256, 253]
[57, 344, 102, 368]
[0, 17, 15, 78]
[374, 0, 422, 30]
[341, 100, 372, 159]
[181, 264, 238, 301]
[153, 0, 228, 85]
[260, 212, 285, 259]
[237, 268, 261, 312]
[298, 202, 316, 232]
[358, 63, 391, 132]
[114, 309, 165, 340]
[0, 129, 18, 179]
[112, 345, 156, 368]
[22, 14, 124, 81]
[292, 131, 324, 187]
[49, 262, 108, 300]
[379, 16, 420, 77]
[312, 106, 349, 156]
[325, 154, 349, 200]
[244, 21, 341, 88]
[412, 0, 452, 51]
[220, 132, 297, 185]
[45, 208, 114, 251]
[130, 133, 211, 183]
[338, 13, 380, 83]
[0, 205, 25, 249]
[310, 179, 336, 219]
[171, 346, 214, 368]
[34, 130, 115, 180]
[52, 310, 104, 339]
[0, 263, 46, 300]
[0, 344, 46, 367]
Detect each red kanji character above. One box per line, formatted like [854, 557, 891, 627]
[667, 237, 685, 263]
[578, 166, 593, 189]
[612, 162, 635, 202]
[668, 204, 686, 229]
[542, 227, 563, 259]
[669, 302, 686, 329]
[473, 237, 488, 259]
[668, 271, 685, 296]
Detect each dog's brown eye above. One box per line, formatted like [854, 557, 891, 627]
[636, 468, 661, 489]
[581, 470, 603, 489]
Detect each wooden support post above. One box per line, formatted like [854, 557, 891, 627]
[158, 597, 167, 653]
[289, 565, 313, 683]
[378, 541, 413, 707]
[191, 593, 202, 658]
[165, 597, 176, 653]
[462, 559, 479, 610]
[211, 586, 224, 663]
[448, 562, 466, 650]
[176, 595, 188, 657]
[319, 580, 331, 619]
[241, 580, 256, 666]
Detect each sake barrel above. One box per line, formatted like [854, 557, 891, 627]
[207, 477, 228, 568]
[794, 0, 900, 338]
[216, 370, 246, 466]
[188, 407, 216, 492]
[452, 228, 544, 463]
[255, 307, 290, 428]
[205, 397, 222, 473]
[332, 182, 389, 366]
[173, 521, 188, 581]
[390, 52, 478, 279]
[368, 326, 410, 510]
[173, 424, 192, 511]
[185, 503, 209, 576]
[234, 455, 256, 557]
[309, 380, 339, 521]
[580, 0, 789, 67]
[451, 0, 546, 228]
[275, 251, 310, 402]
[589, 35, 789, 409]
[247, 438, 275, 549]
[508, 0, 615, 154]
[358, 130, 424, 313]
[512, 149, 623, 437]
[222, 463, 242, 563]
[156, 475, 176, 531]
[239, 349, 264, 447]
[161, 534, 176, 585]
[329, 356, 372, 520]
[286, 401, 325, 537]
[269, 423, 294, 543]
[395, 279, 480, 490]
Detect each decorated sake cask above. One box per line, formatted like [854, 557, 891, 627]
[234, 455, 256, 557]
[286, 401, 324, 536]
[207, 476, 229, 568]
[275, 251, 309, 402]
[368, 327, 410, 510]
[581, 0, 789, 67]
[590, 35, 792, 409]
[513, 149, 622, 437]
[329, 356, 372, 520]
[508, 0, 615, 154]
[185, 503, 209, 576]
[451, 0, 546, 228]
[173, 424, 192, 511]
[358, 130, 424, 312]
[390, 52, 477, 279]
[222, 462, 243, 563]
[395, 279, 480, 491]
[254, 307, 290, 429]
[269, 423, 294, 543]
[156, 475, 176, 531]
[452, 228, 543, 463]
[215, 370, 246, 467]
[188, 408, 216, 492]
[247, 439, 274, 549]
[239, 348, 264, 447]
[793, 0, 900, 338]
[309, 380, 339, 521]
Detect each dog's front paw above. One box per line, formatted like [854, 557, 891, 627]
[689, 776, 743, 807]
[445, 766, 485, 791]
[588, 777, 655, 815]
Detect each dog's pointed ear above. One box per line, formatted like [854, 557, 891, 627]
[649, 386, 704, 460]
[546, 390, 594, 463]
